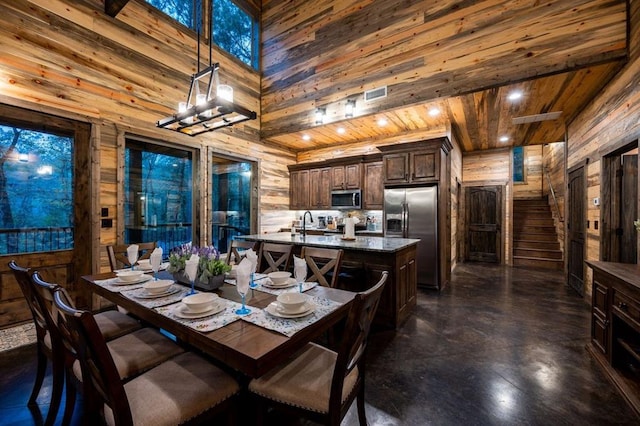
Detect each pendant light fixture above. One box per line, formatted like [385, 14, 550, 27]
[157, 24, 256, 136]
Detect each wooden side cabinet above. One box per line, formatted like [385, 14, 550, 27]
[586, 261, 640, 416]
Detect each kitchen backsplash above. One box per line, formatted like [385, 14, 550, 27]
[290, 209, 383, 230]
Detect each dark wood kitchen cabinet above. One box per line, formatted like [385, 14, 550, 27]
[382, 149, 439, 184]
[331, 163, 361, 190]
[310, 167, 331, 209]
[586, 261, 640, 417]
[289, 169, 309, 209]
[363, 160, 383, 209]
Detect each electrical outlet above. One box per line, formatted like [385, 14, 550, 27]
[593, 197, 600, 206]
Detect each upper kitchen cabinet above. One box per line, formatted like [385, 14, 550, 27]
[363, 157, 384, 210]
[380, 137, 453, 185]
[310, 167, 331, 209]
[289, 169, 310, 209]
[331, 163, 362, 190]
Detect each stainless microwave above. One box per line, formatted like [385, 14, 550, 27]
[331, 189, 361, 210]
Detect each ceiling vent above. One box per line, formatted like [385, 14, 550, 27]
[364, 86, 387, 102]
[512, 111, 562, 125]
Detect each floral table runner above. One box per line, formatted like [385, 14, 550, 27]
[155, 299, 243, 332]
[240, 295, 343, 337]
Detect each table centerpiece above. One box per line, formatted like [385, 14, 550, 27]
[167, 243, 231, 291]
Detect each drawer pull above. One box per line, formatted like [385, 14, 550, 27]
[618, 302, 628, 310]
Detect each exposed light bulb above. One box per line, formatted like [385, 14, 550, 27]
[217, 84, 233, 102]
[315, 108, 326, 125]
[345, 100, 356, 118]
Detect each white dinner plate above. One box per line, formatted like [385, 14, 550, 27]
[262, 277, 298, 289]
[112, 274, 153, 285]
[173, 302, 225, 319]
[265, 301, 315, 318]
[134, 286, 180, 299]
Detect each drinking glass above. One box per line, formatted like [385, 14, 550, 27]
[249, 272, 257, 289]
[295, 266, 306, 293]
[185, 261, 198, 295]
[235, 275, 251, 315]
[150, 253, 162, 281]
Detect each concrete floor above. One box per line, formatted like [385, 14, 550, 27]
[1, 263, 638, 425]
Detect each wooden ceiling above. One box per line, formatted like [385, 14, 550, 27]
[260, 0, 628, 154]
[263, 61, 623, 153]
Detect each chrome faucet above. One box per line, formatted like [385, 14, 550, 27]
[302, 210, 314, 236]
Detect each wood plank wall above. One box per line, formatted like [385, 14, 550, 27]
[260, 0, 627, 139]
[567, 0, 640, 298]
[513, 145, 543, 200]
[542, 142, 566, 256]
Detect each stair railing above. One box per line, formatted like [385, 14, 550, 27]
[544, 167, 564, 222]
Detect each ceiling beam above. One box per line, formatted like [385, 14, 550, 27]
[105, 0, 131, 17]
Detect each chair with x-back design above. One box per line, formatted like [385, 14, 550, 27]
[299, 246, 344, 288]
[225, 240, 259, 265]
[257, 242, 293, 273]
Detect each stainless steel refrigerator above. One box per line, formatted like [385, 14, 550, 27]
[384, 186, 438, 288]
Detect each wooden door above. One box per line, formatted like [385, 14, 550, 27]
[612, 155, 637, 263]
[567, 166, 586, 296]
[465, 186, 502, 263]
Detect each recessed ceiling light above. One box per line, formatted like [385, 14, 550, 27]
[428, 107, 440, 117]
[377, 118, 388, 126]
[337, 127, 346, 134]
[499, 136, 510, 142]
[507, 91, 523, 101]
[302, 134, 311, 141]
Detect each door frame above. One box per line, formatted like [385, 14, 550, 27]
[600, 140, 639, 263]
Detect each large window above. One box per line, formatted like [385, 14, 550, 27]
[212, 0, 259, 69]
[125, 140, 194, 255]
[0, 125, 74, 254]
[145, 0, 199, 29]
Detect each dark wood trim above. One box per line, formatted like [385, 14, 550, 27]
[105, 0, 131, 17]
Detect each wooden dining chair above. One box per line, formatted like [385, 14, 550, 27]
[53, 287, 240, 426]
[258, 242, 293, 273]
[106, 241, 157, 271]
[8, 260, 64, 426]
[31, 272, 186, 425]
[299, 246, 344, 288]
[225, 239, 259, 265]
[249, 271, 388, 426]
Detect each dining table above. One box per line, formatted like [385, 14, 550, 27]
[80, 270, 356, 378]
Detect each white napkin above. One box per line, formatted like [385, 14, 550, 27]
[150, 247, 163, 270]
[127, 244, 139, 266]
[236, 257, 252, 294]
[293, 255, 307, 283]
[245, 249, 258, 274]
[185, 253, 200, 282]
[344, 216, 359, 239]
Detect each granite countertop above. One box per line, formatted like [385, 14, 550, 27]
[239, 232, 419, 253]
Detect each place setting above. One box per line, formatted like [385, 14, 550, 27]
[93, 269, 153, 292]
[156, 292, 244, 332]
[265, 292, 316, 318]
[122, 278, 190, 308]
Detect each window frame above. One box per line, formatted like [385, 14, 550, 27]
[121, 135, 201, 249]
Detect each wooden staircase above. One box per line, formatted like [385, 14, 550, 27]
[513, 198, 563, 270]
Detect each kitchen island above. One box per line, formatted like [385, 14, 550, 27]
[239, 232, 419, 328]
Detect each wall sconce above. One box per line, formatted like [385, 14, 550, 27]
[345, 99, 356, 118]
[315, 107, 326, 125]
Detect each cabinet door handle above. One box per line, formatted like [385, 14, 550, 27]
[618, 302, 628, 310]
[604, 319, 610, 327]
